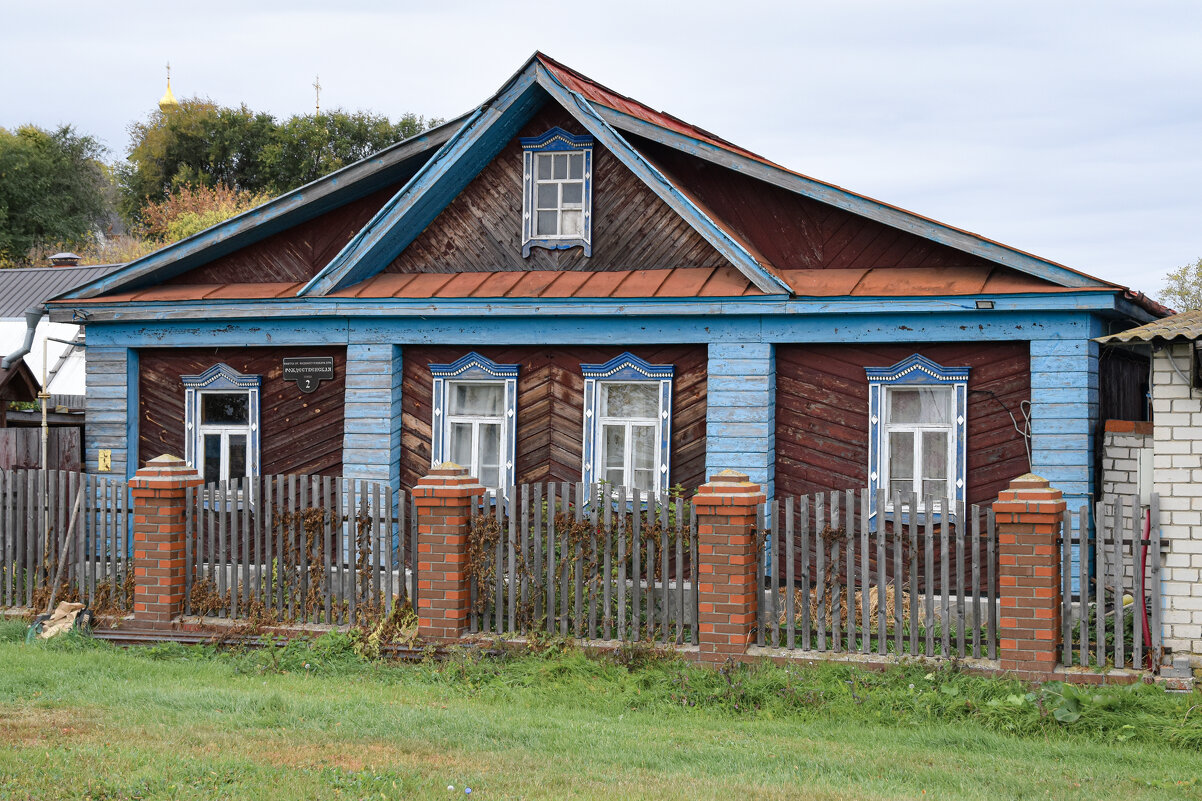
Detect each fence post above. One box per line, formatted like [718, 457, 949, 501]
[413, 463, 483, 642]
[993, 473, 1065, 677]
[694, 469, 765, 663]
[129, 454, 203, 626]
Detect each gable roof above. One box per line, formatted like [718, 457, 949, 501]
[56, 53, 1164, 316]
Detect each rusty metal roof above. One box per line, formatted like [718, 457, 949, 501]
[0, 264, 122, 318]
[1097, 309, 1202, 344]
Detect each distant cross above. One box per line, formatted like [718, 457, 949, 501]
[313, 75, 321, 114]
[166, 61, 171, 83]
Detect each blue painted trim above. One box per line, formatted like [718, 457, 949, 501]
[429, 352, 519, 494]
[581, 353, 674, 492]
[534, 64, 792, 296]
[81, 310, 1109, 350]
[581, 352, 675, 380]
[866, 354, 969, 517]
[865, 353, 970, 383]
[520, 127, 594, 150]
[181, 363, 262, 479]
[125, 349, 139, 479]
[51, 289, 1135, 325]
[589, 104, 1111, 292]
[429, 351, 520, 379]
[521, 130, 593, 257]
[301, 68, 546, 296]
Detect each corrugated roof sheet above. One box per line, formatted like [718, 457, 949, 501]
[0, 264, 123, 318]
[1097, 309, 1202, 344]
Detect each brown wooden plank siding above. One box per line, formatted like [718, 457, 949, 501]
[137, 347, 346, 476]
[165, 183, 406, 285]
[775, 343, 1030, 507]
[386, 106, 730, 274]
[633, 135, 1007, 274]
[400, 345, 706, 492]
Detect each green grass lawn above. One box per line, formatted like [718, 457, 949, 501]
[1, 620, 1200, 800]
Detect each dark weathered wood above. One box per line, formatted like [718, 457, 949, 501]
[987, 508, 997, 660]
[972, 505, 982, 659]
[924, 499, 935, 658]
[1061, 506, 1073, 665]
[785, 497, 796, 650]
[775, 343, 1030, 510]
[816, 492, 826, 651]
[845, 490, 855, 653]
[138, 347, 347, 477]
[956, 499, 966, 658]
[1095, 500, 1106, 667]
[386, 106, 728, 276]
[400, 345, 707, 493]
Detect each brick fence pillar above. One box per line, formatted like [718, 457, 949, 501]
[694, 469, 765, 662]
[413, 463, 483, 642]
[129, 454, 203, 626]
[993, 473, 1065, 676]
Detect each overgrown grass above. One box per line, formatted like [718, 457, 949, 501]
[1, 620, 1200, 799]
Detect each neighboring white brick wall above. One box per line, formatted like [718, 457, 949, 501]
[1151, 343, 1202, 665]
[1101, 426, 1151, 499]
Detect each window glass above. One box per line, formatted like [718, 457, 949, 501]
[889, 388, 950, 424]
[449, 422, 472, 468]
[569, 154, 583, 180]
[536, 154, 552, 180]
[201, 393, 249, 425]
[600, 383, 658, 419]
[561, 211, 582, 236]
[536, 211, 557, 236]
[553, 153, 568, 179]
[203, 434, 221, 484]
[228, 435, 247, 480]
[536, 183, 558, 209]
[479, 423, 501, 489]
[449, 383, 504, 417]
[603, 424, 625, 486]
[631, 425, 656, 492]
[561, 183, 583, 206]
[888, 430, 913, 498]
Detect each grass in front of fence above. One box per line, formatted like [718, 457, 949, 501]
[3, 623, 1202, 799]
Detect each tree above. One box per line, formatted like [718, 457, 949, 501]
[119, 101, 439, 220]
[1159, 257, 1202, 312]
[0, 125, 110, 267]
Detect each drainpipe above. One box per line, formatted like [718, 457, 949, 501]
[1, 307, 44, 369]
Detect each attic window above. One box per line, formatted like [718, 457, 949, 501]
[521, 127, 594, 257]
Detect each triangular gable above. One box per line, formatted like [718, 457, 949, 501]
[300, 57, 791, 296]
[384, 105, 733, 275]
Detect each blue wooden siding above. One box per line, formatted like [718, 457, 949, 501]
[705, 343, 775, 496]
[84, 347, 135, 479]
[341, 344, 402, 487]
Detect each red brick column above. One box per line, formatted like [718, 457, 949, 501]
[413, 463, 484, 642]
[129, 455, 203, 625]
[993, 473, 1065, 676]
[694, 469, 765, 662]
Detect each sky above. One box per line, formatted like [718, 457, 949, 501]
[2, 0, 1199, 294]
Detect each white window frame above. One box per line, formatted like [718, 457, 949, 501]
[429, 353, 518, 495]
[521, 127, 594, 258]
[581, 353, 673, 496]
[181, 363, 261, 485]
[866, 354, 968, 518]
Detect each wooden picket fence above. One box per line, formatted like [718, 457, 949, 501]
[469, 483, 699, 644]
[756, 490, 1000, 660]
[1060, 494, 1163, 670]
[183, 475, 417, 625]
[0, 467, 134, 612]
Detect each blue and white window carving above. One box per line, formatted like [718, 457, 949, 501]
[581, 354, 673, 495]
[182, 364, 261, 484]
[429, 353, 518, 493]
[866, 355, 968, 516]
[521, 127, 594, 257]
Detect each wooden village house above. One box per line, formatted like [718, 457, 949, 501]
[45, 54, 1165, 516]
